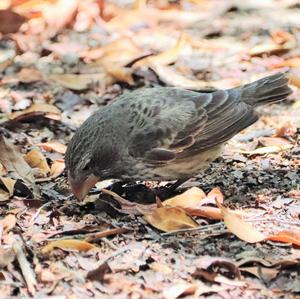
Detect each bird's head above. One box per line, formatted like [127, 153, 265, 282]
[65, 120, 101, 201]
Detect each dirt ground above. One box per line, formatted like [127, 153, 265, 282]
[0, 0, 300, 298]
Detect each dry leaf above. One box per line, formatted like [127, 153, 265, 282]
[24, 149, 50, 174]
[162, 187, 223, 220]
[1, 214, 16, 233]
[47, 73, 112, 91]
[134, 33, 187, 67]
[259, 137, 292, 148]
[9, 103, 61, 121]
[15, 68, 43, 83]
[249, 42, 294, 56]
[0, 134, 34, 185]
[163, 283, 198, 299]
[163, 187, 206, 208]
[272, 57, 300, 69]
[0, 9, 27, 34]
[0, 177, 16, 195]
[144, 206, 198, 232]
[267, 230, 300, 246]
[288, 74, 300, 88]
[0, 188, 10, 201]
[49, 159, 65, 178]
[236, 145, 292, 155]
[37, 142, 67, 154]
[42, 239, 95, 253]
[219, 205, 265, 243]
[275, 122, 296, 137]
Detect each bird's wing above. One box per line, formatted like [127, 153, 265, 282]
[125, 87, 257, 164]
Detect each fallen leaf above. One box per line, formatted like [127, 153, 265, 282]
[47, 73, 112, 91]
[1, 214, 16, 233]
[0, 247, 15, 268]
[134, 33, 187, 67]
[0, 177, 16, 195]
[267, 230, 300, 246]
[9, 103, 61, 122]
[219, 205, 266, 243]
[288, 74, 300, 89]
[235, 145, 292, 155]
[37, 142, 67, 154]
[86, 262, 112, 282]
[271, 30, 294, 45]
[144, 206, 198, 232]
[0, 188, 10, 201]
[15, 68, 43, 83]
[0, 9, 27, 34]
[259, 137, 292, 148]
[272, 57, 300, 69]
[275, 122, 296, 137]
[49, 159, 65, 178]
[163, 283, 198, 299]
[0, 134, 34, 185]
[239, 266, 279, 282]
[163, 187, 206, 208]
[41, 239, 96, 253]
[24, 149, 50, 174]
[249, 41, 294, 56]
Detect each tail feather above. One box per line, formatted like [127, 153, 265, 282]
[238, 73, 292, 107]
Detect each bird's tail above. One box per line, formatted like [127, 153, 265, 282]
[238, 73, 292, 107]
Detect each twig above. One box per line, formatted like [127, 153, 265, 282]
[29, 201, 52, 225]
[13, 241, 37, 296]
[161, 222, 226, 236]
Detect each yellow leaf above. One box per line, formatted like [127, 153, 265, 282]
[259, 137, 292, 147]
[220, 205, 265, 243]
[288, 74, 300, 89]
[144, 206, 198, 232]
[163, 187, 206, 208]
[41, 239, 95, 253]
[249, 42, 294, 56]
[24, 149, 50, 173]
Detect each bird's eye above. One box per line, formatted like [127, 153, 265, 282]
[82, 163, 90, 172]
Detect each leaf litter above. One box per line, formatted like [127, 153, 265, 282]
[0, 0, 299, 298]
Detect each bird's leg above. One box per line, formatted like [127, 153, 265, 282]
[167, 178, 189, 192]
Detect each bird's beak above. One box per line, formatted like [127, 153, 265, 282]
[68, 171, 99, 200]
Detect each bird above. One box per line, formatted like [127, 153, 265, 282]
[65, 73, 292, 200]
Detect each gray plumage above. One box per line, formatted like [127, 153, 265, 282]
[65, 73, 292, 188]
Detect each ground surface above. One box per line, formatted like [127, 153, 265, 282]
[0, 0, 300, 298]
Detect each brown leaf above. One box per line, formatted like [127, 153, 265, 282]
[134, 33, 187, 67]
[41, 239, 96, 253]
[274, 122, 296, 138]
[86, 262, 112, 282]
[288, 74, 300, 89]
[0, 9, 27, 34]
[144, 206, 198, 232]
[49, 159, 65, 178]
[9, 103, 61, 122]
[37, 142, 67, 154]
[272, 57, 300, 69]
[47, 73, 113, 91]
[267, 230, 300, 246]
[219, 204, 266, 243]
[0, 177, 16, 196]
[15, 68, 43, 83]
[0, 134, 34, 185]
[24, 149, 50, 174]
[1, 214, 16, 233]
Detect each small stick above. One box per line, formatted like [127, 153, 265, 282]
[13, 241, 37, 296]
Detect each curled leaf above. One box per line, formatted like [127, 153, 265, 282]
[144, 206, 198, 232]
[42, 239, 95, 253]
